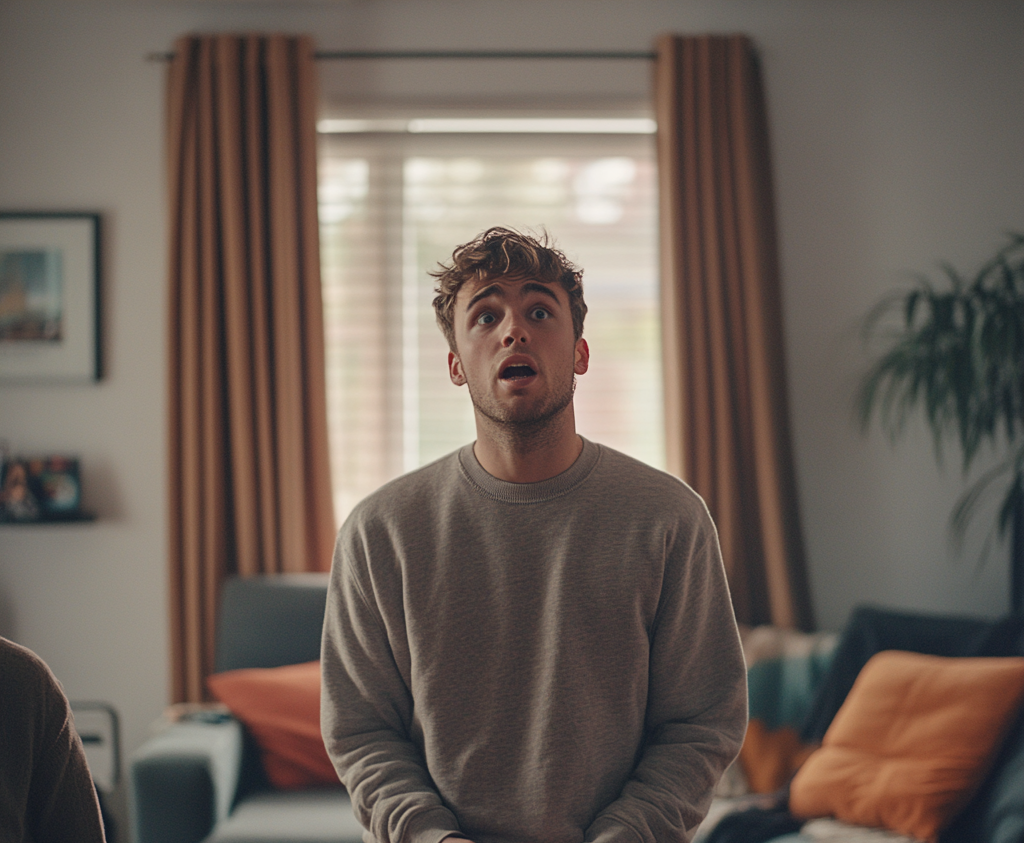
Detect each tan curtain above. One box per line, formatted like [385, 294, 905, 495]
[654, 34, 813, 631]
[166, 34, 336, 702]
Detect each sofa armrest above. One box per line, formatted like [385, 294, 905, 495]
[129, 717, 244, 843]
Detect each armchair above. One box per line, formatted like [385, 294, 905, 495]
[129, 574, 365, 843]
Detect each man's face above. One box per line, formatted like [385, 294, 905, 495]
[448, 275, 589, 428]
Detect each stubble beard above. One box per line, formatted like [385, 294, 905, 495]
[465, 370, 576, 450]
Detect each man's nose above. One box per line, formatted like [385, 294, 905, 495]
[502, 316, 529, 347]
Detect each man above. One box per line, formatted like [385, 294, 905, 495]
[0, 636, 108, 842]
[321, 227, 747, 843]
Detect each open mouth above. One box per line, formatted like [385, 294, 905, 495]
[500, 364, 536, 381]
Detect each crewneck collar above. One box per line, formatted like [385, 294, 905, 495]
[458, 436, 601, 504]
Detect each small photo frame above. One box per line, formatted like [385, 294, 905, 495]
[0, 212, 101, 383]
[0, 455, 83, 522]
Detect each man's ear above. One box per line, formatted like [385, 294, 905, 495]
[448, 351, 467, 386]
[574, 338, 590, 376]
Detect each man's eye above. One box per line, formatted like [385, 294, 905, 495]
[531, 308, 550, 320]
[477, 312, 496, 325]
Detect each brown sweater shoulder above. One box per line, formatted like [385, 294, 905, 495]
[0, 637, 106, 843]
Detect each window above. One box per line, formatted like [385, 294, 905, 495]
[318, 117, 663, 524]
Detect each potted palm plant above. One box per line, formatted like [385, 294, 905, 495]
[856, 232, 1024, 615]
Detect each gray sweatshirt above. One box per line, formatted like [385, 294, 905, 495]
[321, 438, 747, 843]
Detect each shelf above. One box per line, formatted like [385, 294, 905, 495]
[0, 511, 97, 525]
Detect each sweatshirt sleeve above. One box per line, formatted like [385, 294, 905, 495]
[584, 508, 748, 843]
[31, 701, 108, 843]
[0, 638, 107, 843]
[321, 526, 462, 843]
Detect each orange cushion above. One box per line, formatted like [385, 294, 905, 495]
[740, 720, 818, 794]
[789, 650, 1024, 842]
[207, 660, 340, 790]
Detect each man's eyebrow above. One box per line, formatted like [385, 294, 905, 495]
[466, 283, 504, 310]
[521, 282, 561, 304]
[466, 281, 561, 311]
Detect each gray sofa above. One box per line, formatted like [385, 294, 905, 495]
[131, 576, 1024, 843]
[697, 606, 1024, 843]
[129, 573, 365, 843]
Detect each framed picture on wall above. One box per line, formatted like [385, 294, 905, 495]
[0, 212, 101, 383]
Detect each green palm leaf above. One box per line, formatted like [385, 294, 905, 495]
[857, 233, 1024, 552]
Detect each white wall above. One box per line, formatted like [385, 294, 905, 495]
[0, 0, 1021, 833]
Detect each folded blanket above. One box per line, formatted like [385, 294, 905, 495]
[739, 625, 836, 794]
[705, 804, 803, 843]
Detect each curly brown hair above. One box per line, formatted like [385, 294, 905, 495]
[430, 227, 587, 352]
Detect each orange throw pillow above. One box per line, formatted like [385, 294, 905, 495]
[207, 660, 341, 790]
[789, 650, 1024, 842]
[740, 720, 818, 794]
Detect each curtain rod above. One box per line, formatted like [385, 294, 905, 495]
[147, 49, 656, 62]
[316, 50, 656, 60]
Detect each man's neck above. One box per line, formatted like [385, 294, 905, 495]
[472, 407, 583, 483]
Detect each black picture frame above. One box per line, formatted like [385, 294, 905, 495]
[0, 211, 102, 383]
